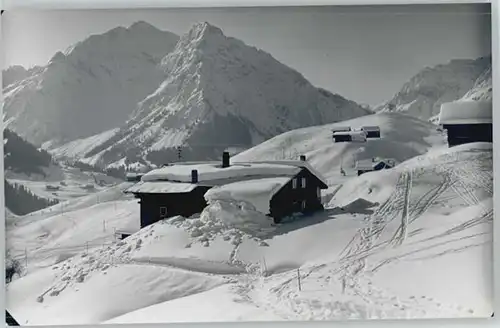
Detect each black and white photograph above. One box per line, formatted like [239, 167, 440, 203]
[2, 3, 493, 325]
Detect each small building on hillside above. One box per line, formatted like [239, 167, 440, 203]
[332, 126, 351, 135]
[332, 131, 367, 143]
[126, 172, 144, 182]
[125, 152, 329, 227]
[355, 158, 396, 176]
[361, 126, 381, 138]
[332, 131, 352, 142]
[438, 100, 492, 147]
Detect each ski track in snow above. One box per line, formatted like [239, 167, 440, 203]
[6, 143, 492, 322]
[224, 149, 492, 320]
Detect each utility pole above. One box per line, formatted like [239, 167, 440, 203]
[176, 146, 182, 161]
[24, 248, 28, 273]
[297, 268, 302, 291]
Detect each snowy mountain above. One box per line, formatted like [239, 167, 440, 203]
[3, 21, 179, 146]
[461, 65, 492, 101]
[428, 64, 492, 124]
[57, 22, 370, 168]
[376, 56, 491, 121]
[2, 65, 42, 88]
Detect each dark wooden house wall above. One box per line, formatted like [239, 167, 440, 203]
[365, 131, 380, 138]
[443, 123, 492, 147]
[333, 135, 352, 142]
[373, 162, 392, 170]
[357, 169, 373, 176]
[136, 186, 211, 228]
[270, 169, 325, 222]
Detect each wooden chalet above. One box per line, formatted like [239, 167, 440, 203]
[438, 100, 492, 147]
[125, 152, 329, 226]
[355, 158, 396, 176]
[332, 130, 367, 143]
[126, 172, 144, 182]
[361, 126, 381, 138]
[332, 131, 352, 142]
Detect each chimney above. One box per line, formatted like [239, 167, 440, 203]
[299, 155, 306, 161]
[222, 151, 230, 168]
[191, 169, 198, 183]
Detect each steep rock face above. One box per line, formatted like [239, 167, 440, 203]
[3, 21, 179, 146]
[461, 65, 492, 101]
[78, 22, 370, 167]
[377, 56, 491, 121]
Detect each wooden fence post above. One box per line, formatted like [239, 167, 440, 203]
[297, 268, 302, 291]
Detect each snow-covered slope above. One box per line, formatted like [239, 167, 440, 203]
[2, 65, 42, 88]
[70, 22, 371, 168]
[47, 128, 120, 161]
[233, 112, 446, 187]
[6, 141, 492, 324]
[376, 56, 491, 121]
[3, 21, 179, 146]
[461, 66, 492, 101]
[6, 182, 136, 268]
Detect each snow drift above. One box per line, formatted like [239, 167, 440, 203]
[438, 100, 492, 125]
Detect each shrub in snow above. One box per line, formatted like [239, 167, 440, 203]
[5, 252, 23, 283]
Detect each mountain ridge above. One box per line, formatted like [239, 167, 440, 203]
[376, 55, 491, 121]
[3, 21, 180, 146]
[53, 21, 370, 168]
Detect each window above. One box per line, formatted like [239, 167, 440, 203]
[292, 178, 297, 189]
[317, 187, 321, 198]
[301, 200, 307, 210]
[301, 177, 307, 188]
[160, 206, 167, 217]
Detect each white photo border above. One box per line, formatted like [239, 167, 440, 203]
[0, 1, 497, 328]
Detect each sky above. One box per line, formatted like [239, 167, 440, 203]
[1, 3, 492, 106]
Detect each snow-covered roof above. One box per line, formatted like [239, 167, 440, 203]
[332, 131, 351, 136]
[204, 177, 292, 214]
[142, 162, 301, 183]
[361, 126, 380, 131]
[238, 160, 329, 188]
[355, 160, 375, 171]
[438, 100, 492, 125]
[355, 158, 396, 171]
[333, 130, 366, 137]
[331, 126, 351, 132]
[126, 173, 144, 178]
[125, 181, 197, 194]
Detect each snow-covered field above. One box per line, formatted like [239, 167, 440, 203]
[234, 112, 446, 186]
[6, 182, 138, 270]
[6, 138, 493, 324]
[5, 163, 123, 203]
